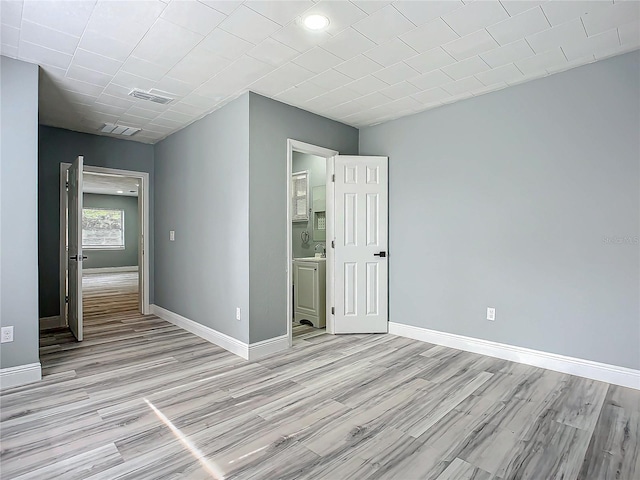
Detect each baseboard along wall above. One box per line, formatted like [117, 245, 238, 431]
[0, 362, 42, 390]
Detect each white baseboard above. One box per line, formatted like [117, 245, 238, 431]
[389, 322, 640, 390]
[248, 335, 289, 361]
[84, 266, 138, 274]
[151, 304, 249, 360]
[0, 362, 42, 390]
[39, 315, 63, 330]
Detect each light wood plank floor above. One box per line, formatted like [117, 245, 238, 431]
[83, 272, 139, 317]
[2, 312, 638, 479]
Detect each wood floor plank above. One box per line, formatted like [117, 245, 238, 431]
[1, 309, 638, 479]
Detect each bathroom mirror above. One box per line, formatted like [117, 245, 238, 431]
[312, 185, 326, 241]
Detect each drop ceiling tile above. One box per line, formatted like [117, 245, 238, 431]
[197, 55, 273, 97]
[619, 21, 640, 47]
[67, 64, 112, 87]
[356, 91, 394, 109]
[22, 0, 95, 37]
[93, 102, 129, 117]
[373, 61, 421, 84]
[441, 91, 474, 104]
[95, 93, 135, 110]
[324, 100, 366, 118]
[304, 1, 368, 35]
[1, 24, 20, 48]
[160, 0, 226, 35]
[344, 75, 389, 95]
[122, 56, 171, 82]
[443, 28, 499, 60]
[386, 95, 423, 112]
[59, 77, 106, 97]
[393, 0, 464, 26]
[78, 30, 136, 62]
[86, 0, 165, 45]
[271, 21, 331, 52]
[168, 101, 211, 115]
[84, 111, 120, 124]
[1, 44, 18, 57]
[515, 46, 566, 75]
[250, 62, 315, 95]
[476, 63, 524, 86]
[441, 75, 484, 95]
[200, 29, 254, 61]
[541, 0, 612, 27]
[111, 70, 157, 92]
[487, 6, 551, 46]
[19, 40, 72, 69]
[1, 0, 23, 28]
[407, 69, 452, 90]
[153, 76, 194, 97]
[62, 90, 98, 106]
[400, 18, 460, 53]
[501, 0, 547, 17]
[308, 68, 353, 89]
[132, 18, 204, 67]
[480, 39, 535, 68]
[181, 92, 220, 108]
[546, 55, 595, 73]
[561, 27, 620, 61]
[127, 105, 162, 119]
[166, 48, 232, 84]
[441, 0, 509, 36]
[159, 109, 193, 123]
[441, 55, 489, 80]
[218, 5, 281, 44]
[353, 4, 416, 44]
[73, 49, 123, 76]
[526, 18, 586, 53]
[293, 47, 343, 73]
[245, 0, 313, 26]
[350, 1, 391, 15]
[582, 1, 640, 36]
[275, 81, 327, 104]
[405, 47, 457, 74]
[334, 54, 384, 79]
[364, 38, 418, 67]
[20, 19, 80, 54]
[322, 27, 377, 60]
[305, 86, 361, 110]
[411, 86, 451, 104]
[379, 80, 421, 100]
[247, 37, 299, 66]
[199, 1, 243, 15]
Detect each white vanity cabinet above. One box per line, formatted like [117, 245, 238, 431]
[293, 258, 326, 328]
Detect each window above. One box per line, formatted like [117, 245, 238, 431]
[82, 208, 125, 249]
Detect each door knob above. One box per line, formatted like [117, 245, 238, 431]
[69, 255, 88, 261]
[374, 251, 387, 257]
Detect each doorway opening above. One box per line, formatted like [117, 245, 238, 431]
[59, 162, 150, 340]
[287, 140, 338, 347]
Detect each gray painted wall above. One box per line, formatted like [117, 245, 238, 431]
[248, 93, 359, 343]
[38, 126, 154, 318]
[154, 94, 250, 343]
[83, 193, 139, 269]
[359, 52, 640, 370]
[292, 152, 327, 259]
[0, 57, 40, 369]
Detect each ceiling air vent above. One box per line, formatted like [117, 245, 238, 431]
[101, 123, 141, 136]
[129, 88, 174, 105]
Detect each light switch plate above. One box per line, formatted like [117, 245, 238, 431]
[236, 308, 241, 321]
[487, 307, 496, 321]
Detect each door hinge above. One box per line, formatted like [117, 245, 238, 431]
[66, 181, 69, 189]
[331, 307, 335, 315]
[331, 240, 335, 248]
[65, 296, 69, 303]
[332, 174, 335, 182]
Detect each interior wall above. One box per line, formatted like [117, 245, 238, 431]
[38, 126, 154, 318]
[153, 93, 250, 343]
[359, 51, 640, 370]
[292, 152, 327, 260]
[248, 93, 359, 343]
[0, 57, 40, 370]
[83, 193, 139, 270]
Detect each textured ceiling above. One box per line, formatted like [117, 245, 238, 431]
[1, 0, 638, 144]
[84, 172, 139, 196]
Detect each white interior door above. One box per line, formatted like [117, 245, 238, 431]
[68, 156, 84, 341]
[334, 155, 388, 333]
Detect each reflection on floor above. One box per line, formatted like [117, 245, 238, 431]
[83, 271, 139, 317]
[292, 322, 326, 345]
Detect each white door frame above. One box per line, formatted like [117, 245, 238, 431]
[59, 163, 151, 326]
[287, 139, 338, 346]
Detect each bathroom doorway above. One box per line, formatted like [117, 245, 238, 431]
[287, 140, 338, 346]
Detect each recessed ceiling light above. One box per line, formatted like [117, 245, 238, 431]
[304, 14, 329, 30]
[117, 190, 124, 194]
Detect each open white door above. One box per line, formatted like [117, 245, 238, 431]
[68, 156, 84, 341]
[334, 155, 388, 333]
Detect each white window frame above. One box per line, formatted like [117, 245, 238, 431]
[82, 206, 126, 250]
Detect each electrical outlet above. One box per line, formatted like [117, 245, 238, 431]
[1, 326, 14, 343]
[236, 308, 241, 321]
[487, 307, 496, 321]
[169, 230, 175, 241]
